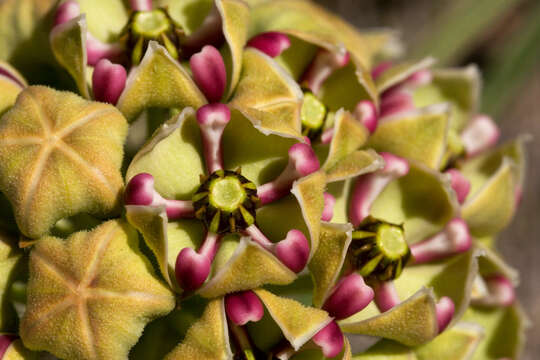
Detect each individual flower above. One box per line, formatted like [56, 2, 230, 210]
[49, 0, 249, 106]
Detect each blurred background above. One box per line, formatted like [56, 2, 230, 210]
[314, 0, 539, 358]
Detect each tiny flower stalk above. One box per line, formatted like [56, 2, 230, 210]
[245, 226, 310, 273]
[246, 32, 291, 58]
[445, 168, 471, 204]
[225, 291, 264, 360]
[92, 59, 126, 105]
[301, 49, 350, 95]
[410, 218, 472, 264]
[472, 274, 516, 307]
[322, 273, 374, 320]
[312, 321, 345, 358]
[460, 115, 501, 157]
[175, 231, 221, 291]
[257, 143, 320, 205]
[349, 152, 410, 227]
[124, 173, 195, 219]
[196, 103, 231, 173]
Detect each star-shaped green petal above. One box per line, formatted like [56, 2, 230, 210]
[413, 65, 481, 132]
[230, 48, 304, 140]
[340, 288, 438, 347]
[254, 289, 331, 350]
[370, 161, 459, 243]
[368, 104, 451, 170]
[0, 86, 128, 238]
[20, 220, 175, 360]
[50, 15, 90, 98]
[165, 299, 232, 360]
[309, 222, 352, 308]
[375, 58, 435, 93]
[460, 137, 527, 237]
[117, 42, 207, 122]
[217, 0, 249, 99]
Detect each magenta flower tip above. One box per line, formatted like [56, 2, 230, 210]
[275, 230, 310, 273]
[445, 168, 471, 204]
[190, 45, 227, 103]
[0, 335, 16, 359]
[461, 115, 500, 157]
[474, 274, 516, 307]
[312, 321, 345, 358]
[257, 143, 319, 205]
[288, 143, 321, 176]
[321, 193, 336, 221]
[354, 100, 378, 133]
[196, 103, 231, 173]
[225, 291, 265, 326]
[196, 103, 231, 126]
[129, 0, 153, 12]
[410, 218, 471, 264]
[371, 61, 393, 79]
[380, 152, 410, 176]
[487, 275, 516, 306]
[435, 296, 455, 333]
[373, 280, 400, 313]
[92, 59, 126, 105]
[54, 0, 80, 26]
[349, 153, 408, 227]
[323, 273, 374, 320]
[175, 247, 212, 291]
[406, 69, 432, 88]
[247, 32, 291, 58]
[86, 35, 125, 67]
[125, 173, 155, 206]
[379, 90, 415, 118]
[302, 49, 350, 94]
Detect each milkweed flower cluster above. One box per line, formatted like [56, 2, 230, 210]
[0, 0, 528, 359]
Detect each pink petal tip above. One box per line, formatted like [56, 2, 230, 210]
[225, 291, 264, 325]
[247, 32, 291, 58]
[436, 296, 455, 333]
[190, 45, 227, 102]
[92, 59, 126, 105]
[461, 115, 500, 157]
[410, 218, 471, 264]
[275, 230, 310, 273]
[312, 321, 345, 358]
[321, 193, 336, 221]
[323, 273, 374, 320]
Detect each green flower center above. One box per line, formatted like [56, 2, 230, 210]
[301, 92, 327, 140]
[126, 8, 183, 65]
[349, 218, 411, 281]
[132, 10, 171, 38]
[193, 170, 259, 234]
[209, 176, 246, 212]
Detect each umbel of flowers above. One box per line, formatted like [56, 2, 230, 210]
[0, 0, 529, 359]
